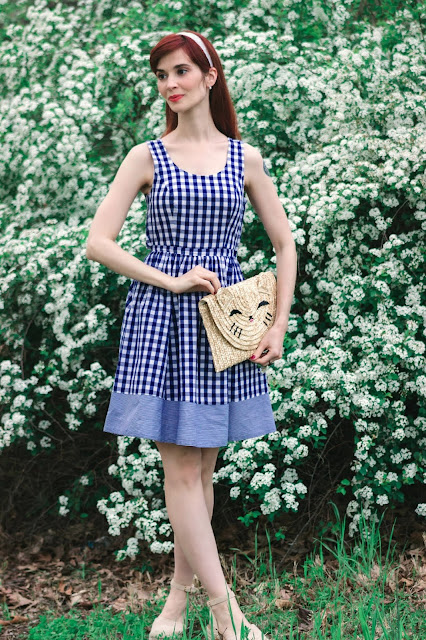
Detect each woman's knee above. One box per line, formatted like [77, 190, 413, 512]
[155, 441, 203, 487]
[201, 447, 220, 486]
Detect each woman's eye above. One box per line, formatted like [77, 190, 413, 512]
[157, 69, 187, 80]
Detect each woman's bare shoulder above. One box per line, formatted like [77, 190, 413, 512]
[242, 141, 264, 188]
[242, 141, 262, 161]
[129, 141, 154, 194]
[131, 140, 154, 162]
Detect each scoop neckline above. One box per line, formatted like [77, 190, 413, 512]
[157, 137, 232, 178]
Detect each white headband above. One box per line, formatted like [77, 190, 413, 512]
[177, 31, 213, 68]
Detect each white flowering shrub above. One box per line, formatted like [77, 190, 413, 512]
[1, 0, 425, 559]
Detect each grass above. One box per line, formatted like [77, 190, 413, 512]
[21, 505, 425, 639]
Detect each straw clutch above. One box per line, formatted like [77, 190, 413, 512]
[198, 271, 277, 372]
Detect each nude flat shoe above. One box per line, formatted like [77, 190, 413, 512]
[148, 578, 199, 639]
[205, 587, 271, 640]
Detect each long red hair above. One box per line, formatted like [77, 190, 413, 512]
[149, 30, 241, 140]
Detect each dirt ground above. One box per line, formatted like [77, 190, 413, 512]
[1, 499, 425, 639]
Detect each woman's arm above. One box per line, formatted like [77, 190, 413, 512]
[86, 143, 175, 291]
[244, 143, 297, 332]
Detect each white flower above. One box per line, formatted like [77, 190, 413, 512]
[282, 468, 298, 483]
[110, 491, 124, 503]
[261, 488, 282, 514]
[250, 471, 274, 489]
[304, 309, 319, 323]
[403, 463, 417, 479]
[387, 473, 399, 483]
[415, 504, 426, 517]
[284, 437, 298, 451]
[298, 425, 312, 438]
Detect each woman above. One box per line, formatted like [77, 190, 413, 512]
[86, 29, 297, 640]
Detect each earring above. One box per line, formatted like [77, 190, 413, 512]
[209, 86, 212, 90]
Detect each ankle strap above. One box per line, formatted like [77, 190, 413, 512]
[207, 586, 235, 608]
[170, 578, 199, 594]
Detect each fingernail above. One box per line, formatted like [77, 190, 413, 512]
[250, 355, 256, 360]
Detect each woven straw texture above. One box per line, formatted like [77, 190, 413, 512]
[198, 271, 277, 372]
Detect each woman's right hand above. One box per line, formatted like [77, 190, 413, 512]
[171, 265, 221, 295]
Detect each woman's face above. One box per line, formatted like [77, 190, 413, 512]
[155, 49, 214, 111]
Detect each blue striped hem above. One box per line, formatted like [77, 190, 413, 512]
[103, 391, 277, 447]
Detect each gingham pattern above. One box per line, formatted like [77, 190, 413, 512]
[111, 137, 271, 404]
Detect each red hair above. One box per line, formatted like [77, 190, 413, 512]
[149, 30, 241, 140]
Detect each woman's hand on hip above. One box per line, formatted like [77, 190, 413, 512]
[171, 265, 221, 294]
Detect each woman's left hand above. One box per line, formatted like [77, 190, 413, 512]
[249, 321, 288, 367]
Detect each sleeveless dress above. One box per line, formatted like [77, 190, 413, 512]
[103, 137, 278, 447]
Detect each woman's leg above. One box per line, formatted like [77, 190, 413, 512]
[154, 442, 250, 637]
[173, 445, 217, 583]
[158, 445, 218, 619]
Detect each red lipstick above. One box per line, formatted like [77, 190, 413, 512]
[169, 95, 184, 102]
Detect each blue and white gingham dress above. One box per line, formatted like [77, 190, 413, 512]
[103, 137, 278, 447]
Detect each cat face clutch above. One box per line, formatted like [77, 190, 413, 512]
[198, 271, 277, 372]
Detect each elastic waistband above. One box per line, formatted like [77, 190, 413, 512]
[148, 244, 237, 257]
